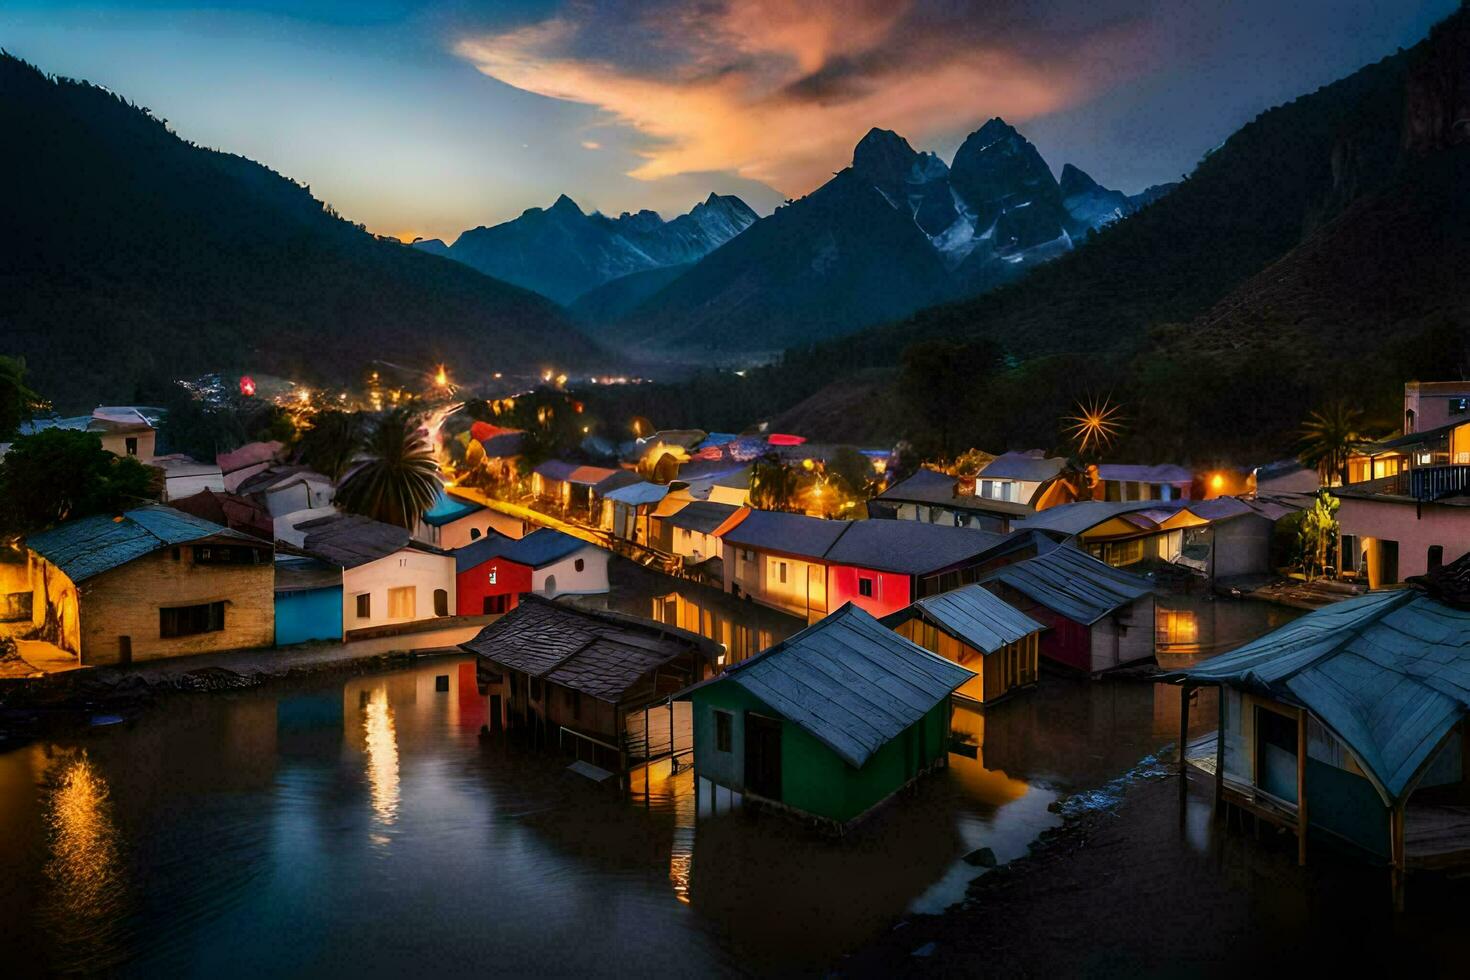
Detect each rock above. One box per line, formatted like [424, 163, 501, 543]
[962, 846, 998, 867]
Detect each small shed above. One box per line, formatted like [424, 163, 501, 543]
[978, 544, 1156, 674]
[881, 585, 1045, 705]
[678, 603, 973, 829]
[1170, 560, 1470, 906]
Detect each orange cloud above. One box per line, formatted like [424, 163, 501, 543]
[454, 1, 1151, 195]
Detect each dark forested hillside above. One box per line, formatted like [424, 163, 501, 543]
[0, 54, 597, 411]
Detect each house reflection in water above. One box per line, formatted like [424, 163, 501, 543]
[947, 706, 1031, 806]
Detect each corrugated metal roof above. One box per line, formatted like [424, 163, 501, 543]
[1173, 590, 1470, 801]
[273, 555, 343, 593]
[26, 505, 256, 582]
[665, 501, 739, 534]
[421, 489, 484, 526]
[1095, 463, 1193, 485]
[884, 584, 1044, 654]
[300, 514, 416, 569]
[693, 603, 973, 768]
[979, 544, 1153, 625]
[720, 509, 849, 560]
[603, 481, 669, 506]
[823, 520, 1008, 575]
[1013, 499, 1178, 537]
[978, 452, 1066, 483]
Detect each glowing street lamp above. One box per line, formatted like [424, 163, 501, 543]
[1066, 397, 1123, 454]
[239, 375, 256, 397]
[434, 365, 449, 388]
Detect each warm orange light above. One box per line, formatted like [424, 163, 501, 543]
[434, 365, 449, 387]
[1210, 473, 1225, 491]
[239, 375, 256, 397]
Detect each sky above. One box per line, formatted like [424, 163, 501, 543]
[1, 1, 1458, 242]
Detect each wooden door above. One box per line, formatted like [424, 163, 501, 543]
[745, 713, 783, 801]
[118, 635, 132, 666]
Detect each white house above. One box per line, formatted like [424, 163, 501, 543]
[237, 465, 335, 518]
[298, 514, 456, 635]
[414, 488, 525, 549]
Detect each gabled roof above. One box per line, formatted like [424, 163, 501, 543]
[603, 480, 669, 507]
[451, 530, 516, 573]
[454, 527, 593, 572]
[170, 488, 274, 540]
[592, 469, 642, 495]
[421, 489, 485, 527]
[273, 554, 343, 593]
[1014, 499, 1177, 537]
[533, 460, 621, 487]
[875, 468, 1032, 516]
[979, 544, 1153, 625]
[235, 464, 332, 497]
[978, 451, 1066, 483]
[1172, 590, 1470, 802]
[461, 595, 720, 702]
[216, 440, 283, 475]
[27, 505, 258, 583]
[823, 520, 1008, 575]
[1095, 463, 1193, 485]
[719, 509, 850, 560]
[682, 603, 973, 768]
[299, 514, 433, 569]
[665, 501, 739, 534]
[883, 584, 1044, 654]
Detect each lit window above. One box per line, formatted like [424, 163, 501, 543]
[388, 586, 416, 619]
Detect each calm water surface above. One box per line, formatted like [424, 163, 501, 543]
[0, 570, 1297, 977]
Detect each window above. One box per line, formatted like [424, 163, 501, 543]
[433, 588, 449, 616]
[1451, 398, 1469, 417]
[778, 561, 788, 584]
[125, 436, 138, 456]
[355, 593, 371, 619]
[715, 710, 732, 752]
[574, 558, 585, 572]
[470, 528, 481, 540]
[388, 586, 416, 619]
[488, 567, 498, 585]
[195, 545, 259, 565]
[160, 601, 225, 638]
[857, 576, 874, 598]
[1, 591, 33, 623]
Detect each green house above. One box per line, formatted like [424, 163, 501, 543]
[678, 602, 974, 829]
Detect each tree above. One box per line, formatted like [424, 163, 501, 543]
[0, 429, 157, 533]
[1298, 402, 1364, 487]
[899, 339, 1002, 459]
[749, 453, 801, 512]
[827, 446, 876, 499]
[1297, 490, 1340, 580]
[298, 410, 366, 482]
[334, 410, 440, 528]
[0, 356, 40, 440]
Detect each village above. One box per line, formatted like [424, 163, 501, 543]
[2, 362, 1469, 972]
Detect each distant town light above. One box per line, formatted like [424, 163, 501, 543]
[239, 375, 256, 397]
[435, 365, 449, 387]
[298, 388, 311, 404]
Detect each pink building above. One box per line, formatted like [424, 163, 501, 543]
[1336, 488, 1470, 588]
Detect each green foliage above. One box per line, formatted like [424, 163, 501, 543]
[0, 429, 157, 533]
[0, 356, 41, 440]
[749, 454, 802, 513]
[898, 339, 1002, 458]
[334, 410, 440, 529]
[827, 446, 876, 498]
[1297, 491, 1341, 580]
[298, 410, 367, 482]
[1298, 403, 1366, 486]
[158, 386, 296, 461]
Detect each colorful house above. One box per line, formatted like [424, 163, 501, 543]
[1090, 463, 1194, 502]
[978, 544, 1156, 674]
[679, 603, 973, 829]
[599, 480, 668, 547]
[1336, 480, 1470, 587]
[973, 451, 1072, 509]
[414, 487, 523, 549]
[881, 585, 1044, 705]
[453, 527, 609, 616]
[462, 596, 721, 772]
[1172, 562, 1470, 905]
[869, 467, 1028, 532]
[297, 514, 455, 636]
[273, 555, 344, 645]
[655, 500, 739, 565]
[22, 505, 275, 665]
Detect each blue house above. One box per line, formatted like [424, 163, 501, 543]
[274, 555, 344, 645]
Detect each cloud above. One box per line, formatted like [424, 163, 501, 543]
[454, 1, 1155, 194]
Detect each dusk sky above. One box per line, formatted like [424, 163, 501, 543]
[3, 1, 1457, 242]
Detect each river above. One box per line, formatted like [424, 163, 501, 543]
[0, 566, 1298, 976]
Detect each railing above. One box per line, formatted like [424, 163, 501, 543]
[1386, 464, 1470, 501]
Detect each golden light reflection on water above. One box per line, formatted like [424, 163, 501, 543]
[42, 751, 126, 943]
[363, 686, 401, 841]
[948, 707, 1030, 806]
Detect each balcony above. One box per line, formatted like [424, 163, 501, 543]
[1383, 465, 1470, 502]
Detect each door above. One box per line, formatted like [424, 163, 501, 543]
[1380, 540, 1399, 585]
[745, 713, 783, 801]
[118, 635, 132, 666]
[1255, 706, 1298, 804]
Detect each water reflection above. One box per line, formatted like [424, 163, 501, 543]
[40, 750, 127, 966]
[360, 686, 401, 839]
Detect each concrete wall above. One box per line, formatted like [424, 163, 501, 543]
[98, 428, 156, 460]
[275, 586, 344, 645]
[0, 552, 81, 655]
[1338, 496, 1470, 587]
[342, 549, 456, 632]
[78, 546, 275, 665]
[417, 510, 505, 550]
[726, 546, 827, 620]
[531, 545, 609, 598]
[1087, 595, 1155, 673]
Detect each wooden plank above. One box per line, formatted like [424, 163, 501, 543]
[1179, 683, 1191, 825]
[1296, 707, 1308, 866]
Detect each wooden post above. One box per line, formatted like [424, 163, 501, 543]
[1178, 683, 1192, 826]
[1390, 801, 1406, 912]
[1296, 707, 1309, 866]
[1214, 687, 1226, 815]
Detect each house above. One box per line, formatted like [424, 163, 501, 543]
[170, 488, 275, 541]
[869, 467, 1027, 532]
[678, 602, 973, 829]
[978, 544, 1156, 674]
[273, 554, 344, 645]
[599, 480, 668, 547]
[1014, 496, 1295, 579]
[1403, 380, 1470, 434]
[414, 487, 522, 549]
[1090, 463, 1193, 502]
[1171, 561, 1470, 905]
[973, 451, 1072, 510]
[20, 505, 275, 665]
[1253, 459, 1321, 496]
[719, 509, 1032, 621]
[655, 500, 739, 566]
[218, 440, 285, 492]
[18, 406, 161, 459]
[470, 423, 525, 483]
[453, 527, 609, 616]
[462, 596, 721, 774]
[881, 585, 1045, 705]
[297, 513, 456, 636]
[153, 454, 226, 501]
[531, 460, 625, 520]
[235, 465, 335, 519]
[1335, 476, 1470, 587]
[665, 462, 752, 507]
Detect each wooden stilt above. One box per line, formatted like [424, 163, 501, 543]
[1390, 802, 1406, 912]
[1178, 683, 1192, 826]
[1296, 708, 1309, 866]
[1214, 688, 1226, 816]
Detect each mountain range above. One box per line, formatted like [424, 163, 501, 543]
[0, 53, 597, 412]
[417, 192, 758, 305]
[600, 120, 1172, 354]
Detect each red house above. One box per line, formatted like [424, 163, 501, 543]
[454, 528, 609, 615]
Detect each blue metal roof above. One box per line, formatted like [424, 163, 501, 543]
[602, 481, 668, 507]
[694, 603, 973, 768]
[883, 584, 1044, 654]
[1173, 591, 1470, 802]
[27, 505, 251, 582]
[451, 531, 516, 573]
[455, 527, 593, 572]
[421, 489, 484, 526]
[978, 544, 1153, 625]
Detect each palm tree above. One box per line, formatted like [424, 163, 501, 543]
[334, 410, 441, 528]
[1298, 402, 1364, 487]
